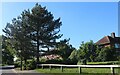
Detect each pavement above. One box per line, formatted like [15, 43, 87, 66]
[1, 65, 50, 75]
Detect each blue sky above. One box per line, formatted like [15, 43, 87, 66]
[1, 2, 118, 49]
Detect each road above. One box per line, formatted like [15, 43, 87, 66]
[0, 65, 18, 75]
[0, 65, 49, 75]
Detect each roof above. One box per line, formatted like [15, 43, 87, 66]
[96, 36, 111, 45]
[96, 36, 120, 45]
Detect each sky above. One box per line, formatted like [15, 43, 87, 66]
[1, 2, 118, 49]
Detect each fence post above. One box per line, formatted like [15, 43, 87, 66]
[49, 65, 51, 71]
[42, 65, 44, 69]
[78, 66, 82, 74]
[61, 66, 63, 72]
[110, 67, 115, 75]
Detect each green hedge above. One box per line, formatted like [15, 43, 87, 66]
[14, 59, 36, 70]
[25, 59, 36, 70]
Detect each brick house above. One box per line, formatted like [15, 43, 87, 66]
[96, 32, 120, 48]
[96, 32, 120, 55]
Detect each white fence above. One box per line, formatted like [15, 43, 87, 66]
[38, 64, 120, 75]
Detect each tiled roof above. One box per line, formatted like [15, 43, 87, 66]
[96, 36, 113, 45]
[96, 33, 120, 46]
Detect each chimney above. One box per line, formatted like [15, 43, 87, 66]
[111, 32, 115, 38]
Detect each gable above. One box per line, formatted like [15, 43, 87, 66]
[96, 36, 111, 45]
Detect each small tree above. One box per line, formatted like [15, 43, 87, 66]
[77, 40, 97, 63]
[56, 39, 74, 60]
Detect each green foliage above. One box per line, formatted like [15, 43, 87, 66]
[56, 39, 75, 60]
[2, 35, 14, 65]
[36, 67, 119, 74]
[97, 47, 117, 62]
[40, 58, 62, 64]
[2, 3, 63, 69]
[69, 50, 77, 60]
[46, 59, 63, 64]
[25, 59, 36, 70]
[14, 59, 36, 70]
[76, 40, 118, 63]
[77, 40, 97, 62]
[68, 50, 78, 64]
[26, 3, 63, 63]
[77, 61, 120, 65]
[14, 61, 21, 68]
[40, 57, 48, 62]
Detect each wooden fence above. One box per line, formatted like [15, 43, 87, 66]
[38, 64, 120, 75]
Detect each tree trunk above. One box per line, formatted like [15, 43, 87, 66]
[24, 59, 27, 70]
[20, 57, 23, 70]
[36, 31, 39, 64]
[47, 46, 49, 52]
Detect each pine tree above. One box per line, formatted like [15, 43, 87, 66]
[3, 3, 63, 66]
[24, 3, 63, 63]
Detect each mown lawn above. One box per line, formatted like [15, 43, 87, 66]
[36, 67, 120, 75]
[35, 61, 120, 75]
[77, 61, 120, 65]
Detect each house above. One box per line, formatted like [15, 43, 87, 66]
[96, 32, 120, 49]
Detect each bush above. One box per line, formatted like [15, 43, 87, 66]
[40, 54, 63, 64]
[63, 58, 77, 65]
[14, 61, 21, 68]
[40, 57, 47, 63]
[25, 59, 36, 70]
[81, 59, 87, 65]
[14, 59, 36, 70]
[46, 59, 62, 64]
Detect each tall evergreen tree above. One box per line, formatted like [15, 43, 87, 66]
[23, 3, 63, 63]
[3, 15, 35, 70]
[3, 3, 63, 66]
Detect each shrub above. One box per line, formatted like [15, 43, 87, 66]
[45, 59, 62, 64]
[63, 58, 77, 65]
[14, 59, 36, 70]
[40, 57, 47, 62]
[40, 54, 63, 64]
[25, 59, 36, 70]
[14, 61, 21, 68]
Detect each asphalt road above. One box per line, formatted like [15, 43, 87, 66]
[1, 65, 18, 75]
[0, 65, 49, 75]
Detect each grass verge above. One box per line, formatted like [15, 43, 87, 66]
[77, 61, 120, 65]
[36, 67, 120, 75]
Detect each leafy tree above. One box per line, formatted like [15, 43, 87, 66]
[56, 39, 75, 60]
[77, 40, 97, 63]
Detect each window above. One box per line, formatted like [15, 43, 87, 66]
[115, 43, 120, 48]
